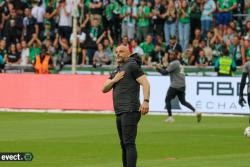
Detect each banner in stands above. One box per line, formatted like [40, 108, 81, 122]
[146, 76, 249, 114]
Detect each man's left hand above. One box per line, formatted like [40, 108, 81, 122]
[139, 101, 149, 115]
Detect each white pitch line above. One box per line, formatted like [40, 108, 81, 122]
[0, 108, 247, 117]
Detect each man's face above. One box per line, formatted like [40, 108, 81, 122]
[10, 44, 16, 52]
[10, 9, 16, 17]
[146, 35, 152, 44]
[92, 19, 99, 27]
[24, 8, 30, 16]
[181, 0, 188, 8]
[199, 50, 205, 57]
[0, 40, 6, 48]
[45, 24, 51, 30]
[45, 39, 51, 47]
[104, 39, 109, 46]
[227, 27, 233, 34]
[21, 41, 27, 48]
[199, 41, 205, 48]
[122, 37, 128, 45]
[169, 53, 175, 61]
[170, 38, 176, 45]
[155, 45, 160, 51]
[131, 40, 137, 47]
[127, 0, 132, 5]
[49, 0, 54, 5]
[244, 40, 249, 48]
[247, 22, 250, 30]
[16, 43, 22, 50]
[207, 31, 213, 38]
[115, 46, 130, 64]
[140, 0, 146, 6]
[233, 37, 239, 45]
[195, 29, 201, 37]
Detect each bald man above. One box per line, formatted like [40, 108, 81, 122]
[102, 46, 150, 167]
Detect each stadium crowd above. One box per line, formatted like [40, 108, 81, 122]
[0, 0, 250, 74]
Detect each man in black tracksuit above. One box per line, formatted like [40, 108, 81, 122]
[102, 46, 150, 167]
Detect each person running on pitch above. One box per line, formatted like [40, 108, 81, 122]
[155, 51, 202, 123]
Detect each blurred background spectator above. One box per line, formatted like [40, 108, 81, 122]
[200, 0, 216, 38]
[137, 0, 151, 42]
[120, 0, 137, 40]
[162, 0, 177, 45]
[93, 42, 111, 67]
[178, 0, 191, 51]
[190, 0, 202, 40]
[33, 44, 53, 74]
[4, 43, 21, 65]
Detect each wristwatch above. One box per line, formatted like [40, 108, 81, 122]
[144, 99, 149, 103]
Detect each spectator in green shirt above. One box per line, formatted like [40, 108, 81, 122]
[216, 0, 237, 33]
[28, 34, 42, 64]
[140, 35, 155, 64]
[137, 0, 151, 42]
[120, 0, 138, 40]
[229, 35, 243, 66]
[178, 0, 191, 51]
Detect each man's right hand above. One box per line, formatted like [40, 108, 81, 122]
[112, 71, 125, 83]
[239, 96, 246, 107]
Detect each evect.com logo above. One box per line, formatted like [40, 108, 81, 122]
[0, 152, 33, 161]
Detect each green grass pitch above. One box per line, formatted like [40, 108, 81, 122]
[0, 112, 250, 167]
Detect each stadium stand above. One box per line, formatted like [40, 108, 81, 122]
[0, 0, 249, 74]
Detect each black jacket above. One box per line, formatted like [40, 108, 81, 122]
[110, 54, 144, 114]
